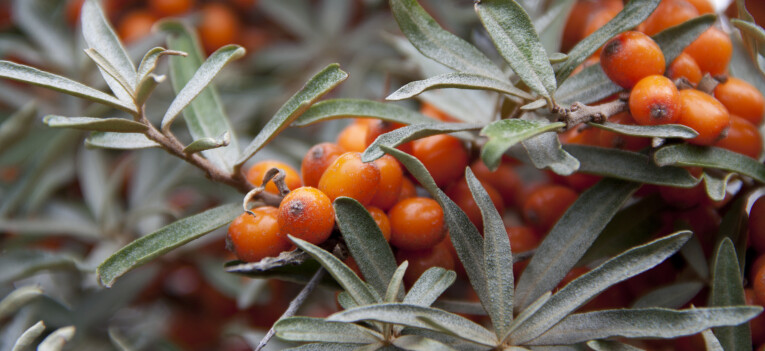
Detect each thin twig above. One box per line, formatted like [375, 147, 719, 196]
[557, 98, 628, 129]
[255, 268, 326, 351]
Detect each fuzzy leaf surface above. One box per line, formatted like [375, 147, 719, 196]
[386, 262, 408, 303]
[715, 196, 749, 276]
[38, 325, 75, 351]
[632, 281, 705, 309]
[274, 317, 380, 343]
[555, 64, 621, 105]
[12, 320, 46, 351]
[392, 335, 458, 351]
[182, 133, 230, 154]
[589, 122, 698, 139]
[522, 131, 580, 175]
[403, 267, 457, 307]
[387, 72, 533, 101]
[652, 14, 716, 66]
[653, 144, 765, 183]
[362, 123, 481, 162]
[0, 286, 43, 320]
[44, 116, 147, 133]
[731, 19, 765, 57]
[586, 340, 644, 351]
[85, 132, 160, 150]
[482, 119, 565, 171]
[710, 238, 750, 351]
[293, 99, 433, 126]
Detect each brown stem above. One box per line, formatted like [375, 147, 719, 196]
[557, 98, 628, 129]
[697, 73, 724, 94]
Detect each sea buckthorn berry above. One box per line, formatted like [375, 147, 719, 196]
[600, 31, 665, 89]
[714, 115, 763, 159]
[278, 187, 335, 245]
[412, 134, 469, 188]
[117, 10, 157, 44]
[301, 142, 344, 188]
[751, 254, 765, 285]
[755, 264, 765, 311]
[683, 27, 732, 76]
[561, 0, 624, 52]
[446, 176, 505, 231]
[336, 120, 371, 153]
[149, 0, 194, 17]
[559, 125, 601, 145]
[713, 77, 765, 125]
[640, 0, 700, 36]
[365, 120, 414, 154]
[750, 196, 765, 254]
[686, 0, 714, 13]
[366, 206, 391, 242]
[246, 160, 302, 194]
[389, 197, 446, 250]
[199, 3, 240, 54]
[599, 112, 651, 151]
[420, 102, 459, 122]
[677, 89, 731, 145]
[629, 75, 681, 126]
[582, 6, 621, 43]
[369, 155, 404, 210]
[470, 160, 523, 208]
[395, 238, 455, 287]
[506, 225, 539, 253]
[227, 207, 290, 262]
[667, 52, 703, 85]
[522, 184, 578, 232]
[397, 177, 418, 202]
[318, 152, 381, 205]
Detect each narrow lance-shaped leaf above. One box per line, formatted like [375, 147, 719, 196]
[555, 64, 622, 105]
[136, 47, 186, 83]
[289, 236, 380, 306]
[0, 286, 43, 320]
[515, 178, 640, 310]
[274, 317, 381, 344]
[12, 321, 46, 351]
[653, 14, 716, 66]
[85, 132, 160, 150]
[0, 61, 135, 113]
[466, 169, 514, 336]
[589, 122, 698, 139]
[587, 340, 646, 351]
[654, 144, 765, 183]
[731, 19, 765, 58]
[83, 48, 135, 101]
[362, 123, 481, 162]
[236, 64, 348, 168]
[135, 74, 166, 105]
[702, 172, 734, 202]
[393, 335, 458, 351]
[386, 262, 408, 303]
[556, 0, 661, 83]
[182, 132, 230, 154]
[404, 267, 457, 307]
[160, 45, 245, 130]
[387, 72, 533, 101]
[481, 119, 565, 171]
[44, 116, 147, 133]
[521, 129, 580, 175]
[0, 250, 80, 284]
[475, 0, 557, 101]
[632, 281, 705, 309]
[526, 306, 762, 346]
[715, 195, 749, 276]
[293, 99, 433, 127]
[703, 329, 725, 351]
[0, 102, 37, 152]
[510, 231, 691, 344]
[334, 197, 399, 297]
[97, 203, 240, 287]
[389, 0, 504, 78]
[710, 238, 750, 351]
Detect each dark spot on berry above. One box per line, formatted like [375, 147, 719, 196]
[604, 39, 621, 57]
[311, 147, 324, 160]
[650, 104, 668, 120]
[288, 201, 305, 216]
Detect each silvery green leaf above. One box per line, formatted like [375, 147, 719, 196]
[466, 169, 514, 336]
[12, 0, 73, 69]
[390, 0, 504, 77]
[335, 197, 399, 298]
[475, 0, 557, 100]
[337, 290, 357, 310]
[182, 132, 230, 154]
[715, 196, 749, 276]
[730, 32, 765, 91]
[515, 178, 639, 309]
[258, 0, 314, 40]
[731, 19, 765, 58]
[504, 292, 552, 339]
[136, 47, 186, 83]
[386, 262, 408, 303]
[653, 144, 765, 183]
[274, 317, 381, 343]
[0, 286, 43, 320]
[632, 281, 704, 309]
[679, 234, 709, 280]
[0, 250, 80, 284]
[555, 64, 622, 105]
[282, 343, 360, 351]
[83, 48, 135, 102]
[702, 329, 724, 351]
[387, 73, 533, 101]
[236, 64, 348, 168]
[0, 102, 37, 152]
[293, 99, 433, 127]
[135, 74, 166, 105]
[97, 203, 240, 287]
[535, 0, 576, 54]
[526, 306, 761, 345]
[555, 0, 661, 83]
[511, 231, 691, 344]
[85, 132, 160, 150]
[590, 122, 697, 139]
[404, 267, 457, 307]
[710, 238, 750, 351]
[702, 172, 734, 202]
[393, 335, 458, 351]
[0, 61, 135, 113]
[482, 120, 565, 171]
[586, 340, 644, 351]
[432, 300, 487, 316]
[328, 303, 497, 346]
[11, 321, 45, 351]
[362, 123, 481, 162]
[37, 325, 75, 351]
[44, 116, 147, 133]
[290, 236, 380, 305]
[652, 14, 716, 66]
[522, 131, 580, 175]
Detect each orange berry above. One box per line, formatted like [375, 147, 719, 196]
[365, 120, 414, 154]
[148, 0, 194, 17]
[755, 264, 765, 311]
[117, 10, 157, 44]
[446, 176, 505, 231]
[199, 3, 240, 54]
[522, 184, 578, 232]
[599, 112, 651, 151]
[640, 0, 700, 36]
[470, 160, 523, 208]
[246, 160, 302, 194]
[683, 27, 732, 76]
[227, 207, 290, 262]
[750, 196, 765, 254]
[412, 134, 469, 188]
[336, 120, 370, 153]
[395, 238, 455, 287]
[677, 89, 731, 145]
[560, 125, 601, 145]
[366, 206, 391, 242]
[420, 102, 459, 122]
[389, 197, 446, 250]
[583, 7, 621, 39]
[601, 31, 666, 89]
[369, 155, 404, 211]
[714, 114, 763, 159]
[713, 77, 765, 125]
[667, 52, 703, 85]
[685, 0, 714, 13]
[318, 152, 381, 205]
[397, 177, 418, 202]
[278, 187, 335, 245]
[506, 225, 539, 253]
[751, 254, 765, 285]
[561, 0, 624, 52]
[301, 142, 345, 188]
[629, 75, 681, 126]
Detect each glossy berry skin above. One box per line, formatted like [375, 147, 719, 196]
[629, 75, 681, 126]
[278, 187, 335, 245]
[389, 197, 446, 250]
[420, 102, 459, 122]
[601, 31, 665, 89]
[318, 152, 381, 205]
[714, 115, 763, 159]
[640, 0, 699, 36]
[750, 196, 765, 254]
[470, 160, 523, 208]
[149, 0, 194, 16]
[367, 206, 391, 242]
[713, 77, 765, 125]
[336, 120, 371, 153]
[365, 120, 414, 154]
[369, 155, 404, 211]
[117, 10, 157, 44]
[522, 185, 578, 232]
[506, 225, 540, 253]
[395, 238, 455, 287]
[227, 207, 290, 262]
[561, 0, 624, 52]
[397, 177, 418, 202]
[667, 52, 702, 85]
[686, 0, 714, 13]
[412, 134, 469, 188]
[446, 176, 505, 231]
[677, 89, 731, 145]
[301, 142, 345, 188]
[683, 27, 732, 76]
[199, 3, 240, 54]
[246, 160, 302, 194]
